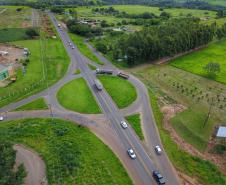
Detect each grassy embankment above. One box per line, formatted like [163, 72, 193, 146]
[98, 75, 137, 108]
[0, 118, 133, 185]
[57, 78, 101, 114]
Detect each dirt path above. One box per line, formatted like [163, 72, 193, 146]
[13, 144, 47, 185]
[0, 9, 6, 14]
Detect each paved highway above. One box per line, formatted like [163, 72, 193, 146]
[49, 13, 180, 185]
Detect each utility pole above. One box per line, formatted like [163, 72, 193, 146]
[203, 97, 214, 128]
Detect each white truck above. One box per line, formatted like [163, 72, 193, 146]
[94, 79, 103, 91]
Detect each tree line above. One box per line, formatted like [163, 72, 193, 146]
[111, 18, 216, 65]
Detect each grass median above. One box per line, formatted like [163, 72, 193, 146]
[98, 75, 137, 109]
[57, 78, 101, 114]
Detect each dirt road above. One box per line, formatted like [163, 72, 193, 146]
[14, 144, 47, 185]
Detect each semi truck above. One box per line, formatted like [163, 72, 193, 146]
[96, 68, 113, 75]
[94, 79, 103, 91]
[117, 72, 129, 79]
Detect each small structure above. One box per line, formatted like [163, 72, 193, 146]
[216, 126, 226, 143]
[0, 64, 9, 81]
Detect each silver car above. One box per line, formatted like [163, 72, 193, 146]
[120, 121, 128, 129]
[127, 148, 136, 159]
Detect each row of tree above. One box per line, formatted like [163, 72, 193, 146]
[112, 18, 216, 65]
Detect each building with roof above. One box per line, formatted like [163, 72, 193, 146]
[216, 126, 226, 138]
[0, 64, 9, 81]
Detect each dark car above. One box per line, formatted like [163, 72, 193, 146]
[152, 171, 166, 185]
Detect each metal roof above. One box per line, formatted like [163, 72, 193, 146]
[0, 64, 7, 72]
[216, 126, 226, 138]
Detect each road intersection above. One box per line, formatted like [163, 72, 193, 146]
[0, 13, 180, 185]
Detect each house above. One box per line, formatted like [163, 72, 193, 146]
[0, 64, 9, 81]
[216, 126, 226, 143]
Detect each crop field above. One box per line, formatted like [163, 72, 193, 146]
[57, 78, 101, 114]
[0, 38, 69, 107]
[134, 64, 226, 151]
[0, 118, 132, 185]
[0, 6, 31, 28]
[171, 39, 226, 85]
[98, 75, 137, 108]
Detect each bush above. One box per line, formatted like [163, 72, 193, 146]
[25, 28, 39, 39]
[95, 42, 108, 54]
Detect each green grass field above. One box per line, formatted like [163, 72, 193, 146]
[57, 78, 101, 114]
[0, 118, 133, 185]
[98, 75, 137, 108]
[171, 106, 214, 151]
[0, 38, 69, 108]
[125, 114, 144, 140]
[69, 33, 104, 65]
[0, 28, 31, 42]
[75, 5, 220, 25]
[15, 98, 48, 111]
[171, 39, 226, 85]
[88, 63, 97, 70]
[148, 89, 226, 185]
[0, 6, 31, 28]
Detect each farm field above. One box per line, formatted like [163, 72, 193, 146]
[98, 75, 137, 108]
[171, 39, 226, 85]
[133, 64, 226, 151]
[148, 89, 226, 185]
[15, 97, 48, 111]
[0, 118, 132, 185]
[57, 78, 101, 114]
[0, 6, 31, 28]
[74, 5, 223, 25]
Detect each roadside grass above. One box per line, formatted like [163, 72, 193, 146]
[133, 64, 226, 151]
[14, 98, 48, 111]
[0, 28, 32, 42]
[69, 33, 104, 65]
[0, 38, 69, 108]
[171, 106, 214, 151]
[148, 89, 226, 185]
[0, 118, 133, 185]
[74, 69, 81, 74]
[125, 114, 144, 140]
[0, 6, 31, 28]
[88, 63, 97, 70]
[57, 78, 101, 114]
[98, 75, 137, 108]
[170, 39, 226, 85]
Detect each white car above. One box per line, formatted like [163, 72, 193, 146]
[0, 116, 4, 121]
[127, 148, 136, 159]
[120, 121, 128, 129]
[72, 46, 75, 49]
[155, 145, 162, 155]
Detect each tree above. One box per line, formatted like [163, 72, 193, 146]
[50, 6, 64, 14]
[25, 28, 39, 38]
[203, 62, 221, 77]
[96, 42, 107, 54]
